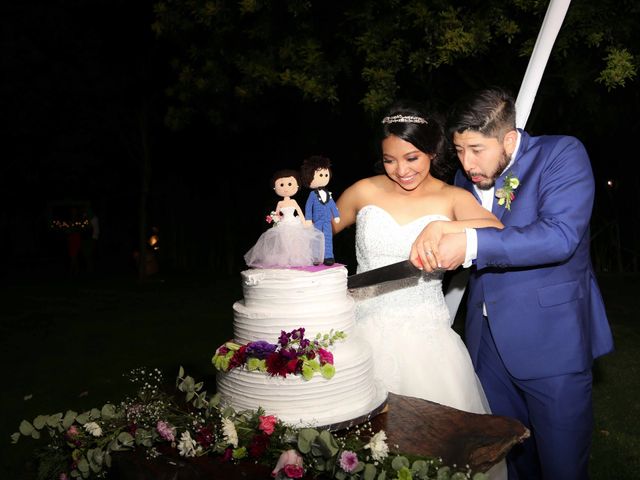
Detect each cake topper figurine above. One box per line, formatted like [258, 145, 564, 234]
[244, 169, 324, 268]
[300, 156, 340, 266]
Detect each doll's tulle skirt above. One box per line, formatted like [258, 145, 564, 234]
[244, 223, 324, 268]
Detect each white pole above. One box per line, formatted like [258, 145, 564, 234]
[515, 0, 572, 129]
[445, 0, 572, 320]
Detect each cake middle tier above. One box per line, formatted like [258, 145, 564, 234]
[232, 296, 355, 344]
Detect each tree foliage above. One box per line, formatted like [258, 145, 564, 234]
[152, 0, 638, 128]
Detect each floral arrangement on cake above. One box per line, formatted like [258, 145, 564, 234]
[213, 328, 346, 380]
[11, 367, 488, 480]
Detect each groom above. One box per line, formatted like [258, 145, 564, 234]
[411, 88, 614, 479]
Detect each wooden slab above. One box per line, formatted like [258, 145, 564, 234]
[368, 393, 529, 472]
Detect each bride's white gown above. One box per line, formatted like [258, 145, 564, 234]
[354, 205, 490, 414]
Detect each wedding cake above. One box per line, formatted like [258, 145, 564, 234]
[214, 265, 386, 428]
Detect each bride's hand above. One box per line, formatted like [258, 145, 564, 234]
[410, 221, 445, 272]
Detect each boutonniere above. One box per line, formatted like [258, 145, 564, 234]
[495, 173, 520, 210]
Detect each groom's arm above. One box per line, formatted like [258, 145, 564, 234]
[476, 136, 594, 269]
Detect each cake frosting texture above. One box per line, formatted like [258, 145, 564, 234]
[216, 266, 386, 427]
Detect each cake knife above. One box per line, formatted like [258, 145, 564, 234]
[347, 260, 422, 290]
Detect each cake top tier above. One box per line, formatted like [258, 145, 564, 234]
[241, 265, 348, 308]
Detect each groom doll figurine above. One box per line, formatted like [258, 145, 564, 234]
[412, 88, 614, 480]
[301, 155, 340, 266]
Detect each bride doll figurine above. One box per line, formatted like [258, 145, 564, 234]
[244, 169, 325, 268]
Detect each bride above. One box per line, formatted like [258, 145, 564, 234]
[334, 103, 503, 415]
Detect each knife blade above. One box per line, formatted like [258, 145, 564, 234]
[347, 260, 422, 290]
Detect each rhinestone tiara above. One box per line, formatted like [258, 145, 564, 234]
[382, 114, 428, 125]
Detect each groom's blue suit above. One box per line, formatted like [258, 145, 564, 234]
[455, 130, 614, 479]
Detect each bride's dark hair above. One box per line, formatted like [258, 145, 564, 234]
[379, 102, 454, 182]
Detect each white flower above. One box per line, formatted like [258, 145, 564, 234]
[221, 417, 239, 447]
[364, 430, 389, 461]
[83, 422, 103, 437]
[177, 430, 197, 457]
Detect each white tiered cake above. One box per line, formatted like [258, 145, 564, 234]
[215, 266, 386, 428]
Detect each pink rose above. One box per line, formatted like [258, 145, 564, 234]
[266, 215, 273, 224]
[259, 415, 277, 435]
[318, 348, 333, 365]
[271, 449, 303, 477]
[66, 425, 80, 438]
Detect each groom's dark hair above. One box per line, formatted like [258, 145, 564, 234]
[446, 87, 516, 141]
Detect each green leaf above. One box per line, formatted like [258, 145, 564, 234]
[178, 365, 185, 378]
[317, 429, 339, 457]
[31, 429, 40, 439]
[90, 408, 101, 419]
[101, 404, 117, 421]
[63, 410, 78, 428]
[297, 428, 319, 454]
[376, 470, 387, 480]
[46, 413, 63, 427]
[33, 415, 47, 430]
[363, 463, 377, 480]
[396, 466, 413, 480]
[209, 393, 221, 408]
[392, 456, 410, 470]
[437, 467, 451, 480]
[301, 363, 315, 381]
[335, 471, 347, 480]
[411, 460, 428, 476]
[10, 432, 20, 444]
[320, 363, 335, 379]
[76, 411, 91, 425]
[77, 457, 90, 474]
[472, 473, 490, 480]
[117, 431, 135, 448]
[19, 420, 34, 436]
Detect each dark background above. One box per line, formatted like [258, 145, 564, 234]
[2, 0, 638, 281]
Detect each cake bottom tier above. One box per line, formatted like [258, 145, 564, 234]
[216, 338, 387, 428]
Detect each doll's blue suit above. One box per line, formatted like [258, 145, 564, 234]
[305, 189, 339, 261]
[456, 130, 614, 480]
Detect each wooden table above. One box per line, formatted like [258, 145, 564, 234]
[109, 393, 529, 479]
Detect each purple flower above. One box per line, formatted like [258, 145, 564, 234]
[290, 328, 305, 340]
[246, 341, 278, 359]
[339, 450, 359, 472]
[278, 330, 290, 347]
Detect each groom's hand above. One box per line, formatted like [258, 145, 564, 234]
[437, 233, 467, 270]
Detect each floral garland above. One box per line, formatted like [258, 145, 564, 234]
[213, 328, 345, 380]
[11, 368, 489, 480]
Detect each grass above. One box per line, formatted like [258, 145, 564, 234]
[0, 271, 638, 479]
